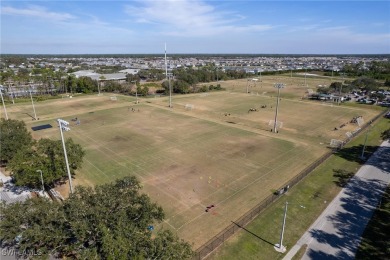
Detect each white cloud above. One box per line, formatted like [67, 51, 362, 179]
[2, 5, 75, 21]
[124, 0, 273, 36]
[2, 4, 133, 35]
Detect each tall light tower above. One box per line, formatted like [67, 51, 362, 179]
[29, 87, 38, 120]
[274, 201, 288, 253]
[338, 73, 345, 106]
[0, 86, 8, 119]
[57, 119, 74, 194]
[361, 124, 372, 160]
[273, 83, 285, 133]
[304, 67, 307, 87]
[6, 81, 15, 104]
[164, 43, 172, 108]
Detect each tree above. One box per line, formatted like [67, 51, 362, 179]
[350, 77, 380, 92]
[0, 176, 193, 259]
[317, 86, 331, 94]
[384, 78, 390, 90]
[8, 138, 85, 188]
[381, 128, 390, 140]
[329, 82, 342, 92]
[138, 85, 149, 96]
[0, 119, 33, 165]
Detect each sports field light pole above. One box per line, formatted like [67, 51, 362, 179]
[274, 201, 288, 253]
[36, 170, 45, 193]
[273, 83, 285, 133]
[164, 43, 172, 108]
[260, 69, 262, 88]
[57, 119, 74, 194]
[136, 85, 138, 104]
[168, 72, 172, 108]
[304, 67, 307, 86]
[338, 73, 345, 106]
[0, 87, 8, 119]
[29, 87, 38, 120]
[6, 81, 15, 104]
[361, 124, 372, 160]
[274, 201, 305, 253]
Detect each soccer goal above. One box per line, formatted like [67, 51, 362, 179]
[268, 120, 283, 129]
[185, 104, 195, 110]
[356, 117, 364, 127]
[330, 139, 344, 149]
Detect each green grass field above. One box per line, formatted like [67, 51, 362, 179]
[3, 75, 384, 249]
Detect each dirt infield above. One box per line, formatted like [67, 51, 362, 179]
[4, 77, 381, 248]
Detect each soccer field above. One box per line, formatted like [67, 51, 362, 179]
[5, 76, 381, 248]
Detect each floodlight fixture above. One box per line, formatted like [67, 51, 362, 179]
[273, 83, 286, 133]
[57, 118, 74, 194]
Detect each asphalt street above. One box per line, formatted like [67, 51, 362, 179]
[283, 140, 390, 260]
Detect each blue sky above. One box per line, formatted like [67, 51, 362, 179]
[1, 0, 389, 54]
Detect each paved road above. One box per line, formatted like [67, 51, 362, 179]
[283, 140, 390, 260]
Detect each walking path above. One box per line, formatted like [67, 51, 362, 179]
[283, 140, 390, 260]
[0, 171, 32, 204]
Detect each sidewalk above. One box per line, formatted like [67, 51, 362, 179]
[283, 140, 390, 260]
[0, 171, 32, 204]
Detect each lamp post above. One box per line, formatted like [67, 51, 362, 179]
[361, 124, 372, 160]
[0, 87, 8, 119]
[36, 170, 44, 193]
[274, 201, 288, 253]
[273, 83, 285, 133]
[274, 201, 306, 253]
[57, 119, 74, 194]
[29, 87, 38, 120]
